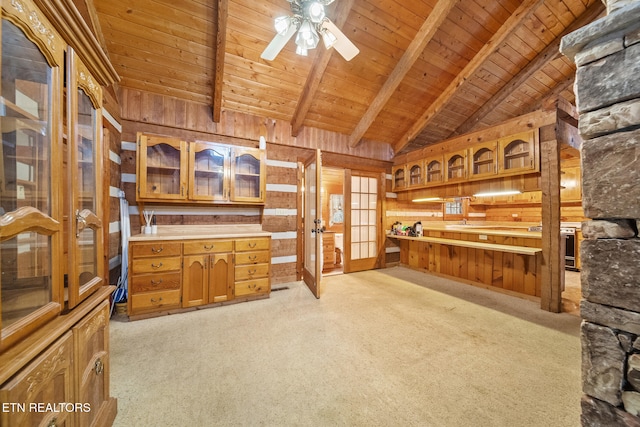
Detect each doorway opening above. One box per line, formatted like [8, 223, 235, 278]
[321, 167, 344, 277]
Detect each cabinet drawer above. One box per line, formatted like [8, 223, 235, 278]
[235, 277, 270, 296]
[132, 256, 181, 274]
[131, 242, 181, 258]
[235, 250, 270, 265]
[131, 272, 181, 292]
[131, 290, 181, 312]
[235, 237, 270, 252]
[235, 263, 269, 281]
[183, 240, 233, 255]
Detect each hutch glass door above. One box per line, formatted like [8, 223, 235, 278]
[67, 49, 103, 308]
[0, 16, 63, 348]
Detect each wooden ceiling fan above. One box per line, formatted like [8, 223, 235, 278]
[261, 0, 359, 61]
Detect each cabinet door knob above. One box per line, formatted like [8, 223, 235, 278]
[151, 262, 163, 269]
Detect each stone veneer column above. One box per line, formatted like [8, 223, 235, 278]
[561, 1, 640, 425]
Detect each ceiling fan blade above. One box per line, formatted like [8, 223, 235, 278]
[261, 24, 297, 61]
[321, 19, 359, 61]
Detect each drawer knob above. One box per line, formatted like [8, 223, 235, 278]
[151, 246, 164, 253]
[249, 255, 257, 261]
[248, 268, 257, 275]
[150, 297, 163, 303]
[204, 244, 214, 250]
[248, 242, 257, 248]
[151, 279, 163, 285]
[94, 358, 104, 375]
[151, 262, 163, 269]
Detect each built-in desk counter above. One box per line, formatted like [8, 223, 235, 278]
[388, 224, 542, 301]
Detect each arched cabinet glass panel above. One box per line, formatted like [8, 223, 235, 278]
[189, 142, 230, 201]
[231, 147, 265, 203]
[0, 12, 64, 348]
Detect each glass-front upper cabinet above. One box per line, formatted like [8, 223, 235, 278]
[470, 141, 498, 179]
[445, 149, 468, 182]
[0, 5, 65, 349]
[189, 142, 230, 202]
[67, 48, 103, 308]
[138, 133, 187, 200]
[407, 160, 423, 188]
[231, 147, 265, 203]
[425, 155, 444, 186]
[391, 165, 406, 191]
[498, 131, 538, 175]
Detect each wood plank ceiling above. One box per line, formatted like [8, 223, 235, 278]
[91, 0, 605, 156]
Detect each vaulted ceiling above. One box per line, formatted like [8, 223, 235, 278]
[89, 0, 604, 156]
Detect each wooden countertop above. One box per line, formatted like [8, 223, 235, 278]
[388, 235, 541, 255]
[129, 225, 271, 242]
[412, 223, 542, 238]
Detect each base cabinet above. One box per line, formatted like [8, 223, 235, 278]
[0, 288, 116, 427]
[73, 301, 113, 427]
[0, 332, 74, 427]
[129, 234, 270, 319]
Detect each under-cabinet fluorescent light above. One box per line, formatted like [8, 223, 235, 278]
[473, 190, 521, 197]
[412, 197, 444, 202]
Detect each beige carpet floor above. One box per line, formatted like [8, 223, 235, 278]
[109, 266, 582, 426]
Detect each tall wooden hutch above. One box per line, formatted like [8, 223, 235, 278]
[0, 0, 119, 425]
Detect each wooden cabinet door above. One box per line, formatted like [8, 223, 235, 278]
[391, 165, 406, 191]
[498, 131, 538, 175]
[0, 7, 65, 350]
[470, 141, 498, 179]
[209, 253, 234, 303]
[425, 155, 444, 186]
[230, 147, 265, 203]
[67, 48, 104, 309]
[445, 149, 468, 182]
[138, 133, 187, 200]
[0, 332, 74, 427]
[189, 142, 230, 202]
[182, 255, 208, 307]
[73, 300, 113, 427]
[407, 160, 424, 188]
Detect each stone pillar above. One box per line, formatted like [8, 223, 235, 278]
[561, 2, 640, 425]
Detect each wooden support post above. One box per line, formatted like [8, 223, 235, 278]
[539, 123, 563, 312]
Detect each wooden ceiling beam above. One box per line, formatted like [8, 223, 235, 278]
[213, 0, 229, 123]
[450, 1, 605, 137]
[347, 0, 458, 148]
[291, 0, 356, 137]
[392, 0, 545, 154]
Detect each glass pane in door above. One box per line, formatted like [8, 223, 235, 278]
[350, 176, 378, 260]
[76, 89, 97, 286]
[234, 153, 260, 199]
[193, 146, 226, 198]
[1, 19, 54, 326]
[146, 143, 182, 196]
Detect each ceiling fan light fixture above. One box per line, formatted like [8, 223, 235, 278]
[274, 16, 292, 35]
[296, 20, 319, 50]
[307, 2, 325, 23]
[296, 45, 308, 56]
[321, 28, 337, 49]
